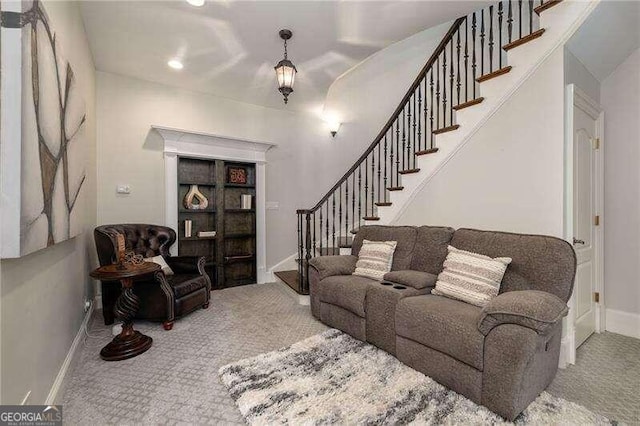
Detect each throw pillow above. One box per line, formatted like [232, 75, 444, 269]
[144, 255, 174, 276]
[432, 245, 511, 307]
[353, 239, 397, 281]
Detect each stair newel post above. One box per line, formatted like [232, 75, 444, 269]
[401, 106, 406, 171]
[472, 13, 477, 99]
[383, 134, 388, 203]
[456, 28, 461, 108]
[319, 204, 323, 255]
[364, 157, 369, 218]
[304, 211, 312, 293]
[352, 173, 356, 231]
[312, 212, 316, 262]
[508, 0, 513, 44]
[358, 165, 362, 228]
[449, 39, 454, 126]
[325, 202, 329, 252]
[480, 9, 485, 77]
[389, 127, 395, 189]
[498, 2, 504, 69]
[296, 211, 303, 284]
[489, 5, 494, 73]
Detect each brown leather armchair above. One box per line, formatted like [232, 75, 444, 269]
[94, 224, 211, 330]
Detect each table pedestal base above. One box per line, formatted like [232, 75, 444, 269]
[100, 331, 152, 361]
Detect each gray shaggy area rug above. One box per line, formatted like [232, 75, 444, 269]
[219, 329, 612, 425]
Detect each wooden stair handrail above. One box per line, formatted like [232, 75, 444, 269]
[303, 16, 466, 214]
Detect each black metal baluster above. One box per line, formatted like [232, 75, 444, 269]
[508, 0, 513, 43]
[529, 0, 533, 35]
[338, 183, 342, 250]
[319, 205, 323, 254]
[395, 119, 400, 183]
[498, 2, 504, 69]
[519, 0, 522, 39]
[429, 69, 435, 148]
[332, 192, 336, 249]
[345, 175, 349, 237]
[364, 157, 368, 217]
[480, 9, 485, 76]
[423, 77, 429, 149]
[472, 13, 477, 97]
[442, 48, 447, 127]
[401, 107, 406, 170]
[489, 5, 494, 73]
[464, 18, 469, 102]
[370, 151, 375, 214]
[351, 173, 355, 230]
[377, 143, 381, 202]
[304, 212, 311, 290]
[456, 28, 461, 107]
[406, 98, 412, 168]
[383, 134, 388, 202]
[417, 83, 423, 153]
[312, 212, 316, 260]
[389, 125, 395, 188]
[436, 57, 441, 130]
[449, 40, 454, 125]
[325, 202, 329, 252]
[358, 164, 362, 223]
[412, 93, 417, 167]
[297, 213, 302, 277]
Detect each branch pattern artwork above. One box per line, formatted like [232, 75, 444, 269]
[19, 0, 87, 255]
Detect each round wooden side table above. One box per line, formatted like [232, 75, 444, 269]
[90, 262, 160, 361]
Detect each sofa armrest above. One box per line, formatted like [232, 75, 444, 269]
[383, 270, 437, 290]
[477, 290, 568, 336]
[308, 255, 358, 281]
[166, 255, 205, 274]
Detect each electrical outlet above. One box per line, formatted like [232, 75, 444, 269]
[116, 184, 131, 194]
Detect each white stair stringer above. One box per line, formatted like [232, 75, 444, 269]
[376, 0, 598, 225]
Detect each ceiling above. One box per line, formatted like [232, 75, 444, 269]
[566, 0, 640, 82]
[80, 1, 486, 114]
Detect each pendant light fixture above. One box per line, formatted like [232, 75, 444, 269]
[274, 29, 297, 104]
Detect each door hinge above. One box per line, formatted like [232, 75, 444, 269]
[593, 138, 600, 150]
[594, 292, 600, 303]
[594, 215, 600, 226]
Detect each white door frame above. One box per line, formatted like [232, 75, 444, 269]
[563, 84, 604, 365]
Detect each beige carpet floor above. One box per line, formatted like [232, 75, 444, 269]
[63, 282, 639, 424]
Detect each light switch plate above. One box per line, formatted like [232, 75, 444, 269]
[116, 184, 131, 194]
[266, 201, 279, 210]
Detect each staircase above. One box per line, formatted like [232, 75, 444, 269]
[275, 0, 594, 295]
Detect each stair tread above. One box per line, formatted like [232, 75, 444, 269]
[387, 186, 404, 191]
[433, 124, 460, 135]
[416, 148, 439, 156]
[363, 216, 380, 221]
[274, 270, 307, 295]
[375, 202, 392, 206]
[453, 97, 484, 110]
[399, 168, 420, 174]
[534, 0, 562, 15]
[476, 66, 512, 83]
[503, 29, 545, 51]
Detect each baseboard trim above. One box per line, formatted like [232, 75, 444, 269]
[559, 327, 575, 368]
[45, 302, 94, 404]
[258, 267, 273, 284]
[605, 308, 640, 339]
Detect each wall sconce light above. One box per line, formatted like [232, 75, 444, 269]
[274, 29, 297, 104]
[328, 121, 341, 138]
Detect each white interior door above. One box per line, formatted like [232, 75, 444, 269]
[573, 103, 598, 348]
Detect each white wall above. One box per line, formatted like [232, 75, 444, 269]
[600, 48, 640, 328]
[564, 48, 600, 104]
[395, 48, 566, 237]
[0, 1, 97, 404]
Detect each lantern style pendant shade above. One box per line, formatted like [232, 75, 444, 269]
[275, 29, 297, 104]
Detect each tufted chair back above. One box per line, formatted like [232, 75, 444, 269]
[94, 224, 176, 266]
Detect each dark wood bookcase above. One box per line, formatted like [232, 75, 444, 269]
[177, 157, 256, 289]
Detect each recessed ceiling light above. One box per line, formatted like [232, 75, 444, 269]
[167, 59, 184, 70]
[186, 0, 205, 6]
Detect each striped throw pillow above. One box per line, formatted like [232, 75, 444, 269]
[432, 245, 512, 307]
[353, 240, 398, 281]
